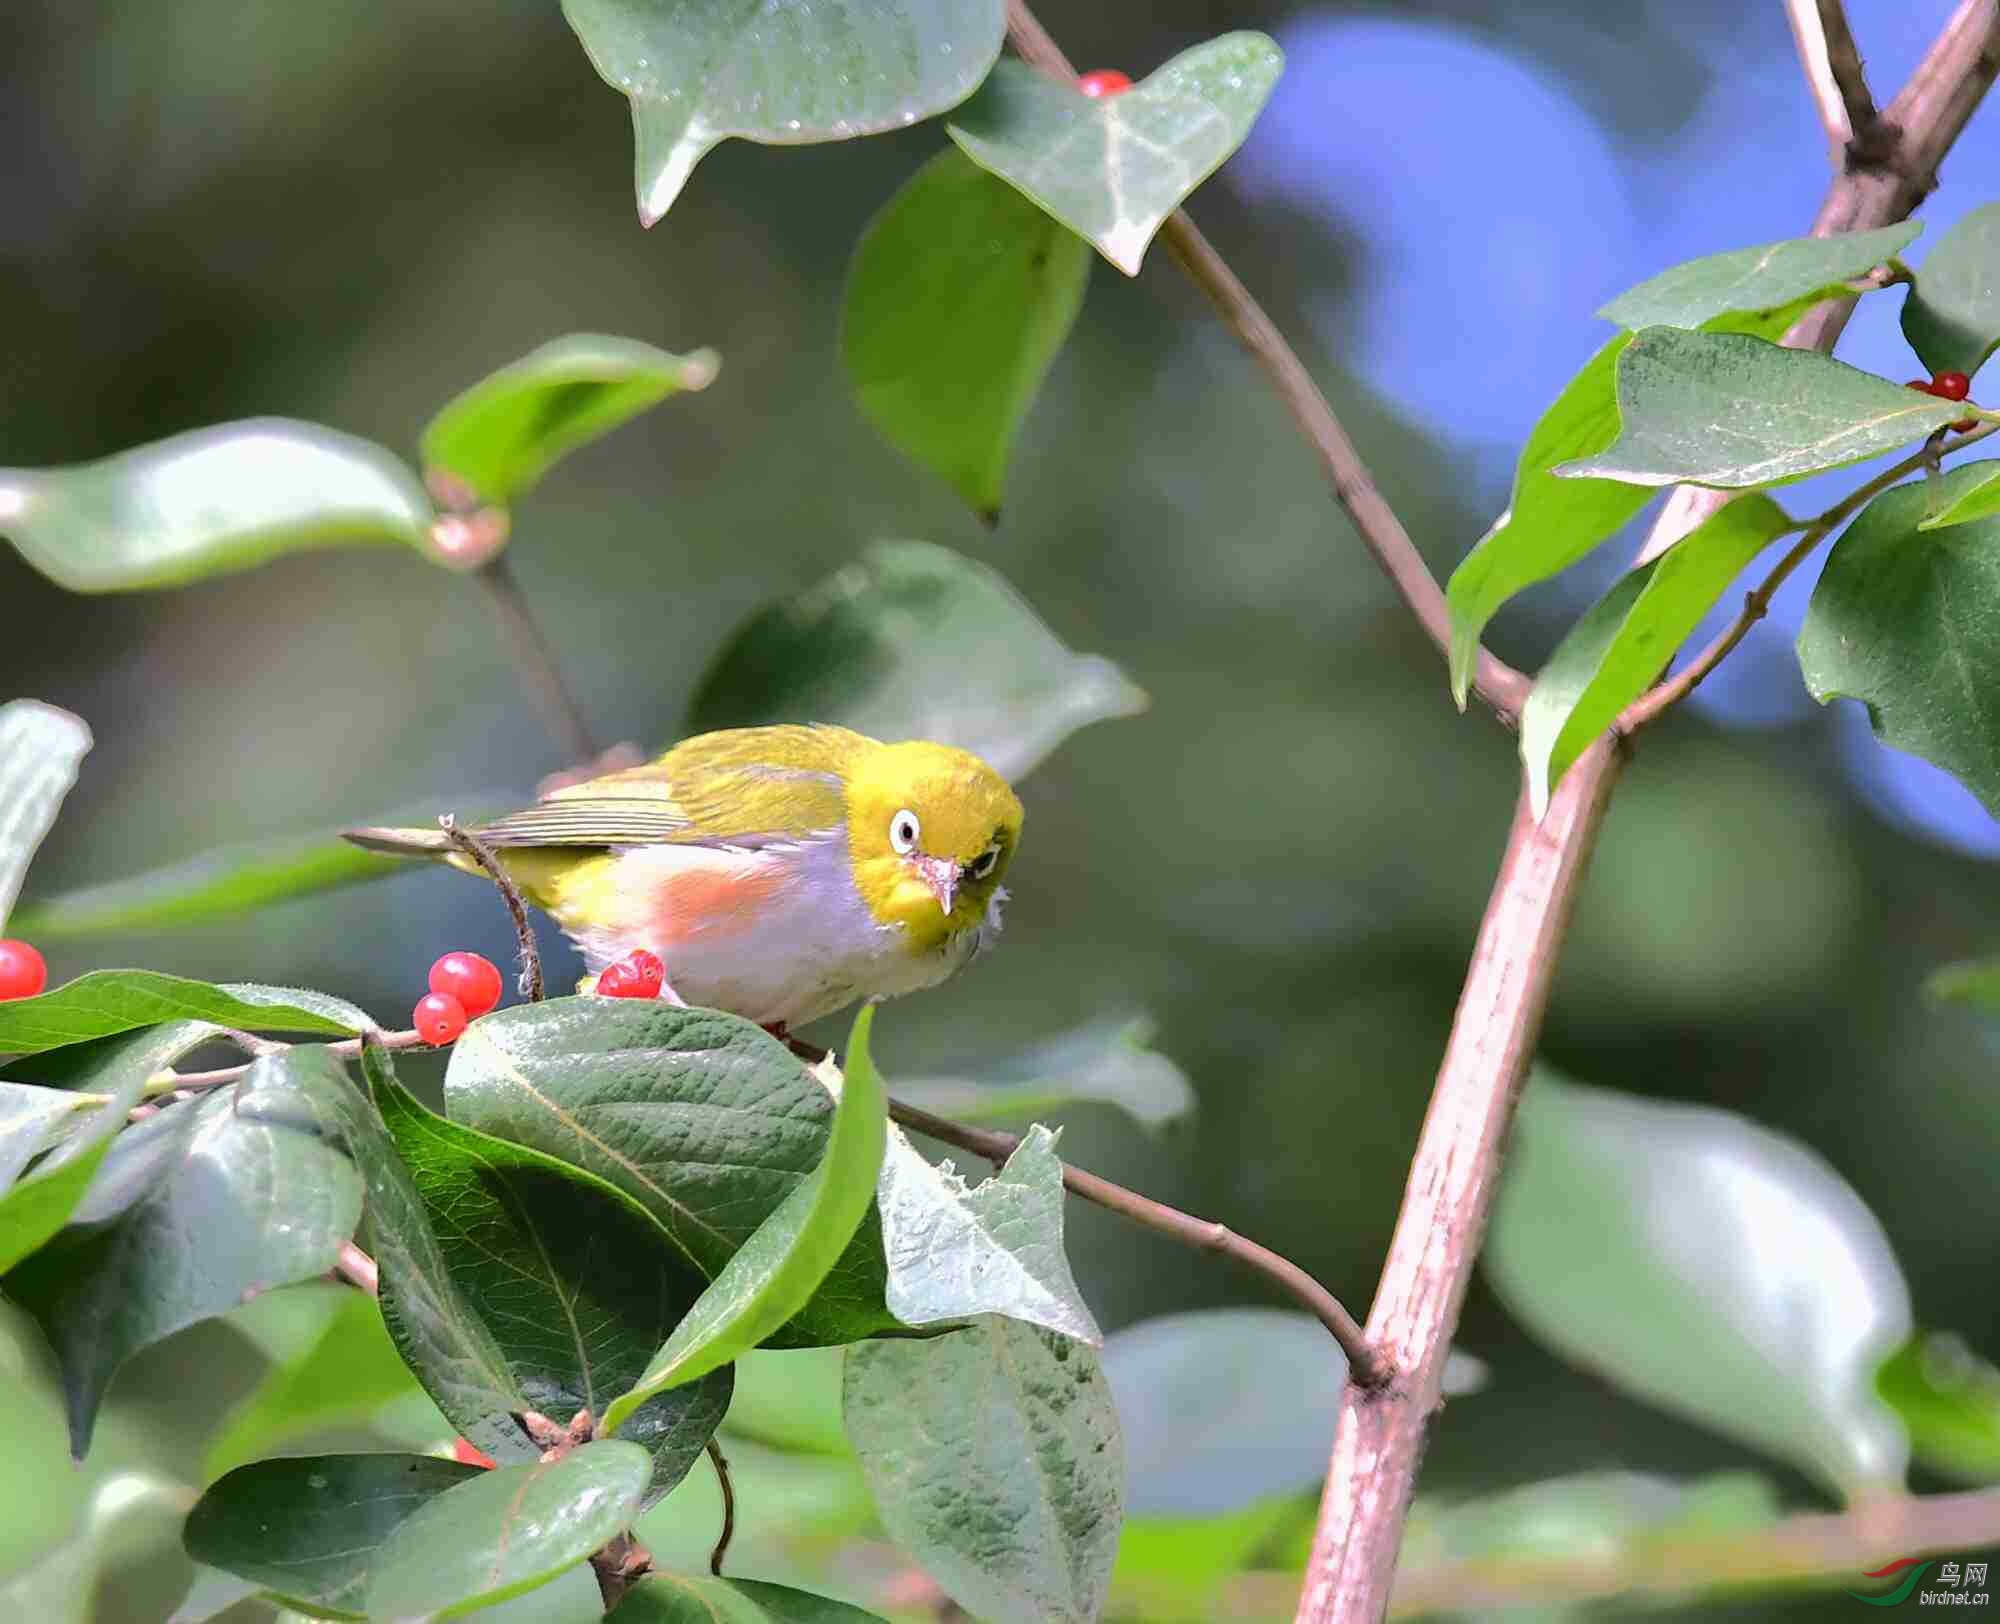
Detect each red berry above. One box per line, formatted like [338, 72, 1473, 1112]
[413, 991, 468, 1045]
[1906, 378, 1940, 394]
[452, 1437, 497, 1469]
[1933, 370, 1973, 401]
[429, 951, 503, 1018]
[1956, 416, 1981, 433]
[596, 949, 665, 999]
[0, 940, 47, 1001]
[1078, 69, 1133, 99]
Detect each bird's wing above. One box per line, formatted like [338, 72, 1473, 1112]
[473, 724, 872, 849]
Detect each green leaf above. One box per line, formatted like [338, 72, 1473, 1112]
[1103, 1308, 1482, 1519]
[0, 700, 91, 931]
[1521, 492, 1793, 816]
[4, 1049, 365, 1456]
[2, 1014, 225, 1091]
[204, 1284, 444, 1481]
[892, 1015, 1192, 1130]
[1877, 1332, 2000, 1483]
[561, 0, 1006, 226]
[0, 1082, 96, 1193]
[610, 1574, 887, 1622]
[688, 539, 1146, 782]
[1797, 469, 2000, 817]
[1916, 458, 2000, 531]
[444, 998, 900, 1346]
[0, 419, 433, 593]
[876, 1121, 1098, 1342]
[846, 1315, 1123, 1624]
[1555, 328, 1960, 488]
[423, 334, 719, 509]
[843, 149, 1088, 519]
[185, 1453, 485, 1618]
[1927, 955, 2000, 1009]
[342, 1043, 533, 1463]
[1487, 1070, 1912, 1499]
[367, 1440, 651, 1619]
[0, 971, 371, 1056]
[1601, 223, 1919, 331]
[599, 1005, 888, 1436]
[947, 40, 1284, 276]
[368, 1046, 731, 1498]
[1903, 202, 2000, 377]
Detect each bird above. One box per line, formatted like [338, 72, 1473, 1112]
[343, 724, 1023, 1032]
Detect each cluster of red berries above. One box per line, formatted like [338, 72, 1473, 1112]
[1078, 69, 1132, 99]
[1906, 369, 1979, 432]
[0, 939, 47, 1002]
[412, 951, 504, 1045]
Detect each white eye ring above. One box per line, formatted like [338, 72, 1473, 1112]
[967, 842, 1001, 880]
[889, 809, 921, 855]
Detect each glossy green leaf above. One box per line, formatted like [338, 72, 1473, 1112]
[1877, 1332, 2000, 1483]
[1798, 470, 2000, 817]
[444, 998, 900, 1346]
[562, 0, 1006, 226]
[1103, 1308, 1480, 1519]
[185, 1453, 485, 1618]
[423, 334, 719, 508]
[689, 539, 1146, 782]
[892, 1014, 1193, 1129]
[0, 1065, 150, 1272]
[0, 971, 370, 1056]
[0, 700, 91, 931]
[843, 149, 1088, 518]
[342, 1043, 533, 1464]
[2, 1015, 224, 1092]
[948, 40, 1284, 275]
[876, 1122, 1097, 1343]
[1487, 1071, 1911, 1498]
[0, 1082, 95, 1193]
[1555, 328, 1960, 488]
[1601, 223, 1919, 331]
[599, 1005, 887, 1436]
[846, 1315, 1123, 1624]
[1522, 492, 1793, 816]
[1442, 298, 1812, 707]
[1903, 203, 2000, 377]
[204, 1283, 445, 1481]
[610, 1574, 887, 1622]
[4, 1049, 364, 1456]
[1917, 459, 2000, 531]
[367, 1440, 651, 1619]
[0, 419, 433, 592]
[369, 1048, 731, 1498]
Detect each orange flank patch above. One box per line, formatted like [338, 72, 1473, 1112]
[644, 857, 791, 946]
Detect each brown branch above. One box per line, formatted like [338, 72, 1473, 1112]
[886, 1098, 1381, 1387]
[706, 1438, 736, 1576]
[333, 1240, 379, 1295]
[1618, 418, 1999, 732]
[1001, 1, 1531, 726]
[440, 813, 544, 1002]
[470, 553, 601, 766]
[1787, 0, 1880, 157]
[1298, 8, 2000, 1619]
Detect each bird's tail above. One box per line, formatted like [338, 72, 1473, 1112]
[341, 825, 458, 859]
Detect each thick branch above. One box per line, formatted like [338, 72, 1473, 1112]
[1002, 1, 1531, 725]
[1299, 7, 2000, 1619]
[887, 1098, 1382, 1387]
[1787, 0, 1879, 155]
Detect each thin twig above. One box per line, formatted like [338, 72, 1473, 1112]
[1001, 0, 1531, 727]
[706, 1438, 736, 1576]
[1618, 417, 2000, 732]
[333, 1240, 379, 1295]
[1298, 7, 2000, 1618]
[589, 1532, 654, 1612]
[140, 1027, 429, 1103]
[441, 813, 544, 1002]
[471, 553, 601, 765]
[1787, 0, 1879, 156]
[887, 1098, 1382, 1388]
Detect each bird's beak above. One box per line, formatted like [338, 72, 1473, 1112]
[912, 854, 958, 915]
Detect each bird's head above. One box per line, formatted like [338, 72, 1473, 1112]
[845, 741, 1023, 945]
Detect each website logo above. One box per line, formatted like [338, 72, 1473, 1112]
[1846, 1557, 1989, 1607]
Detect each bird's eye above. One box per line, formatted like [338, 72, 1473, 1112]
[967, 842, 1001, 880]
[890, 809, 921, 855]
